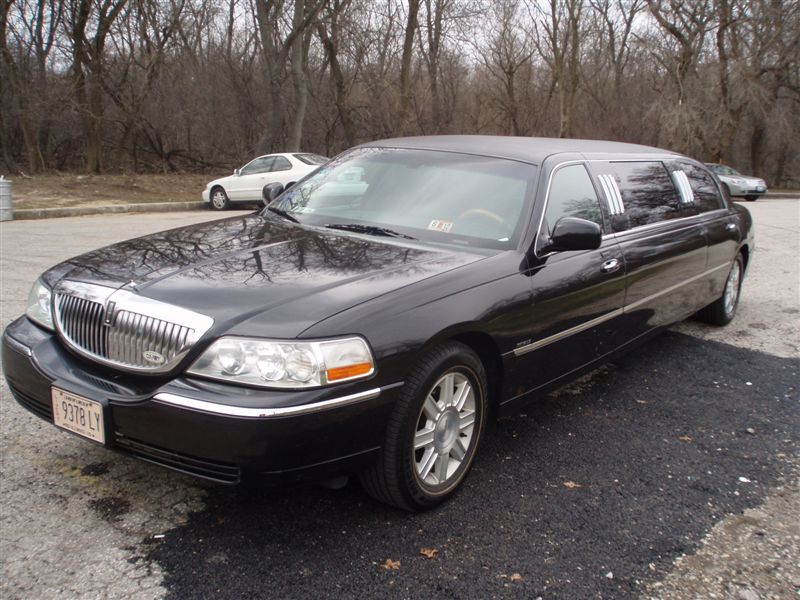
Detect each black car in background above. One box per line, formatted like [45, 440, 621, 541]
[2, 136, 754, 511]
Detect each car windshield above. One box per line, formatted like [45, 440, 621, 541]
[708, 164, 740, 176]
[266, 147, 537, 249]
[294, 153, 329, 165]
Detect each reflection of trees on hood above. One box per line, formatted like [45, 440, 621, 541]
[49, 213, 446, 288]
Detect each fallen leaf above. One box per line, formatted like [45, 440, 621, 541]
[678, 435, 692, 442]
[510, 573, 523, 582]
[381, 559, 401, 571]
[636, 400, 648, 404]
[420, 548, 438, 559]
[563, 480, 583, 489]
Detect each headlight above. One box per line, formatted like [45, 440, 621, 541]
[187, 336, 375, 389]
[26, 278, 54, 330]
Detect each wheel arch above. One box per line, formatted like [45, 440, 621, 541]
[449, 331, 504, 416]
[413, 326, 504, 415]
[739, 243, 750, 272]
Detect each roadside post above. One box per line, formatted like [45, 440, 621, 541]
[0, 176, 12, 221]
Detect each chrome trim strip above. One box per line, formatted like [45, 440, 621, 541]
[597, 174, 617, 214]
[3, 333, 32, 357]
[672, 170, 694, 204]
[610, 177, 624, 213]
[511, 261, 732, 357]
[624, 262, 730, 311]
[152, 387, 382, 418]
[513, 308, 625, 357]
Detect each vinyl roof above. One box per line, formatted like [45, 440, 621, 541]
[358, 135, 678, 165]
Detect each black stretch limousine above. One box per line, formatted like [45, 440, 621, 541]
[2, 136, 753, 511]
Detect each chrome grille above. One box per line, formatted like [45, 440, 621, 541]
[56, 294, 108, 356]
[52, 281, 213, 373]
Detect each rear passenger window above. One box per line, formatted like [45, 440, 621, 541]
[681, 162, 724, 212]
[544, 164, 603, 233]
[271, 156, 292, 172]
[607, 161, 680, 228]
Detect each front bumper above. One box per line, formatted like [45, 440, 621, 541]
[727, 181, 767, 197]
[201, 189, 210, 202]
[2, 317, 399, 484]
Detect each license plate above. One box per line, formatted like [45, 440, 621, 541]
[756, 186, 765, 191]
[51, 388, 105, 444]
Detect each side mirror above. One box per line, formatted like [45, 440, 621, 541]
[540, 217, 602, 254]
[262, 182, 284, 206]
[234, 168, 241, 176]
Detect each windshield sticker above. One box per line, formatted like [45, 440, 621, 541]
[428, 219, 453, 233]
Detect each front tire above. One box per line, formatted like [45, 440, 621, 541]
[698, 254, 744, 325]
[745, 195, 758, 202]
[359, 342, 488, 511]
[210, 186, 230, 210]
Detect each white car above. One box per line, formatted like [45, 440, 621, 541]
[705, 163, 767, 202]
[202, 153, 328, 210]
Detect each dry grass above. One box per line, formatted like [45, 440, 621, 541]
[5, 173, 221, 209]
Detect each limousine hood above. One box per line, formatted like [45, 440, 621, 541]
[41, 213, 484, 338]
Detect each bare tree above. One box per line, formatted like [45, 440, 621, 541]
[63, 0, 130, 173]
[316, 0, 356, 145]
[396, 0, 421, 135]
[254, 0, 323, 153]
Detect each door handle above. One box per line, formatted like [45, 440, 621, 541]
[725, 223, 738, 232]
[601, 258, 621, 273]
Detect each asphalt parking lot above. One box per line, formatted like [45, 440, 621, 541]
[1, 200, 798, 599]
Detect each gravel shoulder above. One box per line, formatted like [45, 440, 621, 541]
[654, 198, 800, 600]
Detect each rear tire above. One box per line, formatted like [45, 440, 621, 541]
[745, 195, 758, 202]
[210, 186, 230, 210]
[359, 342, 488, 511]
[697, 254, 744, 326]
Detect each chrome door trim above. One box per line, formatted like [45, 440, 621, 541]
[510, 261, 731, 358]
[623, 262, 730, 312]
[512, 308, 624, 357]
[152, 387, 383, 418]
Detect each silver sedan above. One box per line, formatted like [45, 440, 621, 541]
[706, 163, 767, 202]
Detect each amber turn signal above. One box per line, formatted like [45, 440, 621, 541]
[326, 362, 373, 382]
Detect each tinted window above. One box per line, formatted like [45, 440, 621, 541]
[544, 164, 603, 233]
[707, 164, 738, 176]
[608, 161, 679, 228]
[272, 156, 292, 171]
[241, 156, 274, 175]
[681, 162, 724, 212]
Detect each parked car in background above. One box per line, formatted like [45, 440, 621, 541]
[4, 136, 753, 511]
[202, 153, 328, 210]
[706, 163, 767, 201]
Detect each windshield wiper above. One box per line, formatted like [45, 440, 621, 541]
[324, 223, 416, 240]
[267, 206, 300, 223]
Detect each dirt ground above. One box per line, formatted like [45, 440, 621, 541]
[5, 173, 221, 209]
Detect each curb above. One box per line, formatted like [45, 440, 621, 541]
[3, 194, 797, 222]
[763, 193, 799, 199]
[9, 201, 209, 220]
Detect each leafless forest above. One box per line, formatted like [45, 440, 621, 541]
[1, 0, 798, 185]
